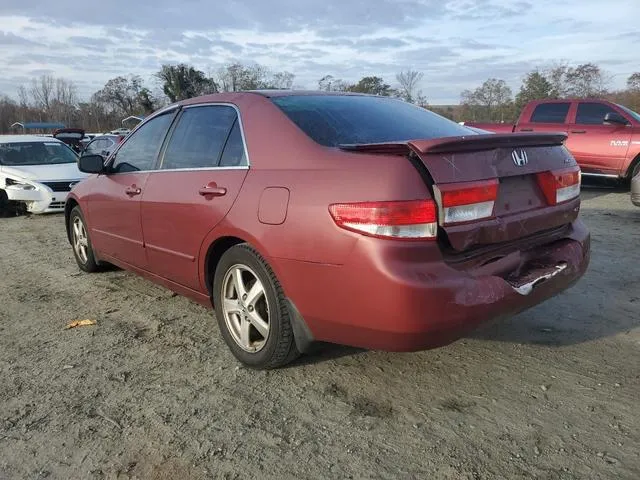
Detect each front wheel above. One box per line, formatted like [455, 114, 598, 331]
[213, 244, 299, 369]
[69, 206, 100, 272]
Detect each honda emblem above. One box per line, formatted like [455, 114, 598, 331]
[512, 149, 528, 167]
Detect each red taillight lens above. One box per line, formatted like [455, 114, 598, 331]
[433, 179, 499, 225]
[328, 199, 437, 240]
[536, 166, 581, 205]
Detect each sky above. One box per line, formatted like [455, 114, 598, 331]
[0, 0, 638, 104]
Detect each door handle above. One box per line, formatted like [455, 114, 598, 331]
[125, 185, 142, 196]
[520, 128, 534, 132]
[198, 183, 227, 197]
[570, 130, 586, 134]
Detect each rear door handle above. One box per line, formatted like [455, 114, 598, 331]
[520, 128, 534, 132]
[198, 183, 227, 197]
[570, 130, 586, 134]
[125, 185, 142, 196]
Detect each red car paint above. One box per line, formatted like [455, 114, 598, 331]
[467, 99, 640, 179]
[66, 92, 590, 352]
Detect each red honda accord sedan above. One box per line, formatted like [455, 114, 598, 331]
[66, 91, 590, 368]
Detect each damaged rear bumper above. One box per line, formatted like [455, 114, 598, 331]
[274, 220, 590, 352]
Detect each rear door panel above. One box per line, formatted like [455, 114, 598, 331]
[141, 169, 247, 290]
[140, 104, 249, 291]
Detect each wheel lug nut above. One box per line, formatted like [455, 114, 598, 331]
[242, 294, 247, 300]
[248, 305, 254, 312]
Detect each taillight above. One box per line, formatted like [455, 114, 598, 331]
[433, 179, 498, 225]
[328, 199, 437, 240]
[536, 166, 581, 205]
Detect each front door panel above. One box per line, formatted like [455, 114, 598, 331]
[88, 173, 149, 268]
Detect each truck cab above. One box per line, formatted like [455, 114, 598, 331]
[467, 99, 640, 179]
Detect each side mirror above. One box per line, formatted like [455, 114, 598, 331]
[78, 154, 106, 174]
[603, 112, 629, 126]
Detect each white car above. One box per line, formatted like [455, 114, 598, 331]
[0, 135, 88, 214]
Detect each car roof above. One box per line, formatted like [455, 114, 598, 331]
[0, 135, 64, 144]
[175, 90, 373, 108]
[245, 90, 370, 98]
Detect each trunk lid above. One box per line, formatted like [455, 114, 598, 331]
[340, 133, 580, 252]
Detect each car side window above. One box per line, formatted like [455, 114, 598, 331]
[530, 103, 571, 123]
[161, 106, 238, 170]
[86, 139, 100, 153]
[219, 120, 247, 167]
[576, 103, 619, 125]
[110, 112, 176, 173]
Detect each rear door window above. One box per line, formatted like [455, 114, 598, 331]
[271, 95, 473, 147]
[576, 103, 619, 125]
[530, 103, 571, 123]
[161, 105, 238, 170]
[219, 120, 247, 167]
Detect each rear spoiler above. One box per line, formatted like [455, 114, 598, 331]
[339, 132, 568, 155]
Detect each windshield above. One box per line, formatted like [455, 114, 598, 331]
[271, 95, 477, 147]
[0, 141, 78, 166]
[616, 104, 640, 123]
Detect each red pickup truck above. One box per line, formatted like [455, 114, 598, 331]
[466, 99, 640, 180]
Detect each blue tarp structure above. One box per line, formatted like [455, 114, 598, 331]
[11, 122, 66, 131]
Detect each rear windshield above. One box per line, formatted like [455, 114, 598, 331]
[271, 95, 475, 147]
[0, 141, 78, 166]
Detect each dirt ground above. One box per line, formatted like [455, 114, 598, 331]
[0, 183, 638, 480]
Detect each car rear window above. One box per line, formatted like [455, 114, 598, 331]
[271, 95, 475, 147]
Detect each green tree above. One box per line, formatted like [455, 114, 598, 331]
[461, 78, 513, 122]
[156, 64, 217, 102]
[94, 75, 145, 115]
[627, 72, 640, 91]
[515, 70, 556, 109]
[347, 76, 393, 96]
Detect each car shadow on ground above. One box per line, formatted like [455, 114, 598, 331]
[283, 342, 367, 368]
[580, 177, 628, 201]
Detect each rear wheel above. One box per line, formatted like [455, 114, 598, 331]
[0, 190, 9, 217]
[70, 206, 100, 272]
[213, 244, 299, 369]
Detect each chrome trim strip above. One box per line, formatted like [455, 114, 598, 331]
[512, 263, 568, 296]
[581, 173, 619, 178]
[101, 166, 249, 175]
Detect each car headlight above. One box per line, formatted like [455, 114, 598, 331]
[5, 178, 36, 190]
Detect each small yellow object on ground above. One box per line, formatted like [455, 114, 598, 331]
[64, 319, 97, 329]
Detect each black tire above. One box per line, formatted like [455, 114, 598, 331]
[69, 206, 100, 273]
[213, 244, 299, 369]
[0, 189, 9, 217]
[631, 161, 640, 181]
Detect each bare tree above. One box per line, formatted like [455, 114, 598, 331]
[317, 75, 348, 92]
[545, 62, 610, 98]
[30, 75, 55, 112]
[17, 86, 30, 108]
[627, 72, 640, 91]
[268, 71, 295, 89]
[396, 70, 424, 103]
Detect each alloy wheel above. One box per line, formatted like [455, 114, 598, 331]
[72, 216, 89, 264]
[221, 264, 270, 352]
